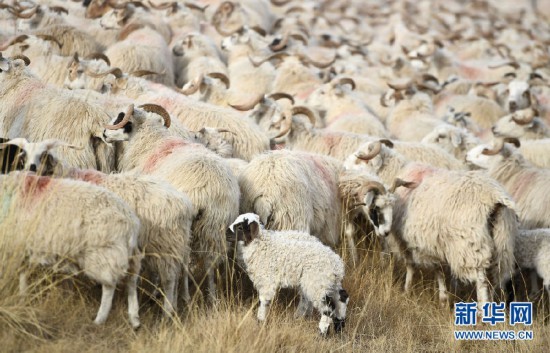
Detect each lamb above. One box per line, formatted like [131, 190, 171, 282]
[466, 138, 550, 229]
[2, 137, 193, 314]
[345, 140, 518, 308]
[102, 104, 240, 301]
[0, 54, 115, 172]
[226, 213, 349, 336]
[492, 107, 549, 140]
[513, 229, 550, 307]
[0, 171, 142, 328]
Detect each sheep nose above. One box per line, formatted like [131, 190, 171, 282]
[509, 101, 517, 112]
[30, 164, 37, 172]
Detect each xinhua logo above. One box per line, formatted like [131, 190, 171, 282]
[453, 302, 533, 341]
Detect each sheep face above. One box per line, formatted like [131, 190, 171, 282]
[99, 9, 127, 30]
[103, 112, 136, 142]
[421, 126, 464, 155]
[227, 213, 261, 246]
[506, 81, 531, 112]
[0, 138, 79, 175]
[0, 56, 28, 79]
[103, 105, 170, 143]
[366, 192, 395, 237]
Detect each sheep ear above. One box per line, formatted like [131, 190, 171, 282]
[364, 191, 375, 208]
[245, 221, 260, 244]
[450, 131, 462, 147]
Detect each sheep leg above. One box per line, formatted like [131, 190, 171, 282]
[19, 271, 28, 296]
[162, 272, 177, 316]
[317, 295, 335, 337]
[295, 293, 313, 318]
[475, 268, 490, 311]
[257, 293, 274, 321]
[94, 284, 116, 325]
[181, 264, 190, 303]
[127, 273, 141, 329]
[344, 223, 358, 266]
[333, 289, 349, 333]
[437, 271, 449, 308]
[404, 264, 415, 293]
[127, 257, 141, 328]
[529, 270, 540, 298]
[207, 268, 217, 303]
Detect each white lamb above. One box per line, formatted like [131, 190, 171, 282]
[226, 213, 349, 336]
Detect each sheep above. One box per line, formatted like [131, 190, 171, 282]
[226, 213, 349, 336]
[0, 171, 142, 328]
[434, 92, 507, 130]
[102, 103, 240, 301]
[238, 149, 346, 254]
[492, 107, 549, 140]
[0, 54, 116, 172]
[466, 138, 550, 229]
[513, 229, 550, 307]
[171, 32, 227, 88]
[72, 66, 270, 161]
[345, 140, 518, 307]
[424, 124, 550, 169]
[2, 137, 194, 314]
[103, 22, 175, 86]
[32, 24, 104, 56]
[384, 89, 445, 142]
[304, 76, 388, 137]
[269, 108, 464, 169]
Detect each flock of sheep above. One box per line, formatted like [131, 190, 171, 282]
[0, 0, 550, 337]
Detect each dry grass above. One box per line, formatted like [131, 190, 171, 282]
[1, 228, 548, 353]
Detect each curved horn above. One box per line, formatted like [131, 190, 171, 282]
[481, 139, 505, 156]
[268, 92, 294, 104]
[49, 6, 69, 15]
[390, 178, 417, 193]
[105, 104, 134, 130]
[138, 104, 171, 128]
[9, 54, 30, 66]
[177, 74, 204, 95]
[291, 106, 316, 125]
[84, 52, 111, 66]
[511, 109, 536, 125]
[0, 34, 28, 51]
[299, 52, 336, 69]
[363, 181, 387, 195]
[35, 34, 63, 49]
[147, 1, 176, 10]
[379, 139, 394, 148]
[380, 91, 394, 108]
[503, 137, 520, 148]
[131, 69, 165, 77]
[271, 0, 293, 5]
[270, 33, 289, 52]
[488, 61, 520, 70]
[248, 52, 288, 67]
[229, 94, 264, 111]
[355, 142, 381, 161]
[206, 72, 230, 89]
[85, 67, 123, 78]
[338, 77, 356, 90]
[387, 80, 411, 91]
[184, 2, 209, 12]
[10, 6, 38, 19]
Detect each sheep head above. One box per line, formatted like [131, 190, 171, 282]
[491, 107, 540, 139]
[0, 138, 81, 176]
[227, 213, 261, 245]
[344, 139, 394, 174]
[466, 137, 520, 169]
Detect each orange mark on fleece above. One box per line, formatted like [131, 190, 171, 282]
[143, 137, 190, 173]
[311, 157, 333, 185]
[15, 79, 45, 107]
[322, 133, 343, 152]
[23, 174, 51, 198]
[458, 64, 482, 81]
[511, 171, 537, 200]
[72, 169, 107, 185]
